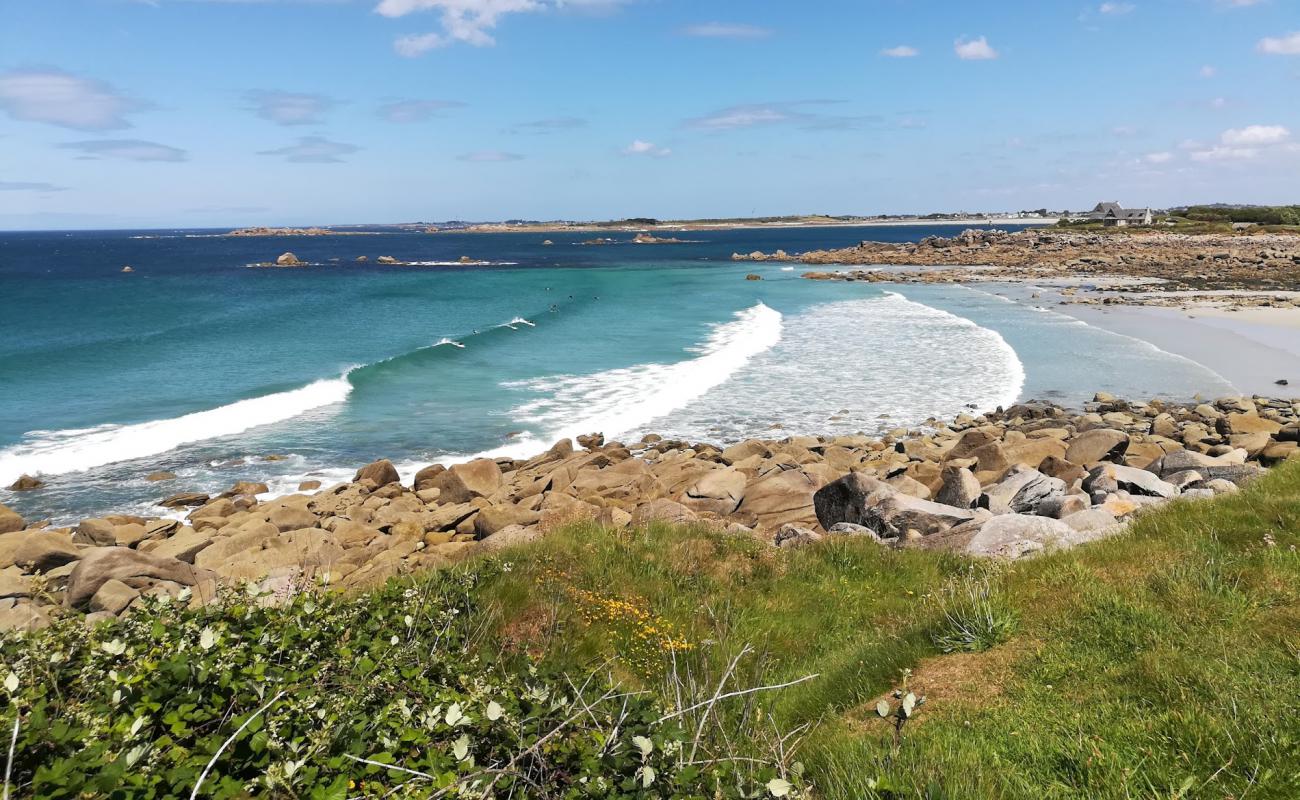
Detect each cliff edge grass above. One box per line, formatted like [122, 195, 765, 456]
[3, 463, 1299, 798]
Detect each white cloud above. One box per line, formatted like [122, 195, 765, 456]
[622, 139, 670, 157]
[0, 180, 67, 192]
[880, 45, 919, 57]
[1199, 65, 1217, 77]
[1258, 31, 1300, 55]
[378, 99, 465, 122]
[1221, 124, 1290, 146]
[457, 150, 523, 161]
[954, 36, 998, 60]
[245, 91, 334, 125]
[681, 22, 771, 39]
[377, 0, 545, 52]
[0, 69, 145, 131]
[59, 139, 187, 162]
[1099, 2, 1134, 14]
[1190, 146, 1258, 162]
[1144, 151, 1174, 164]
[258, 136, 359, 163]
[1188, 125, 1291, 162]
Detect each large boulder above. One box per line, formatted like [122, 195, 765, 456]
[0, 530, 80, 571]
[428, 459, 503, 504]
[354, 459, 401, 487]
[814, 473, 974, 539]
[276, 252, 303, 266]
[736, 468, 820, 530]
[412, 464, 446, 491]
[1064, 429, 1130, 465]
[1221, 413, 1282, 435]
[680, 467, 746, 516]
[65, 548, 208, 608]
[1085, 463, 1177, 500]
[630, 498, 697, 527]
[964, 514, 1102, 560]
[934, 466, 980, 509]
[981, 466, 1066, 515]
[72, 518, 118, 546]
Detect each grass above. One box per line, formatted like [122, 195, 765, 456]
[5, 465, 1298, 798]
[471, 462, 1300, 799]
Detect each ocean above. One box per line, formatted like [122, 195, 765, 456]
[0, 224, 1237, 523]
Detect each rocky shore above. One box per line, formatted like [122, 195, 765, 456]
[735, 229, 1300, 292]
[3, 394, 1297, 632]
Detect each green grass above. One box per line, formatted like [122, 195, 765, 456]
[472, 463, 1300, 798]
[6, 466, 1298, 798]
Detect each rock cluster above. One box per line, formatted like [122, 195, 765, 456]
[735, 229, 1300, 291]
[3, 395, 1296, 632]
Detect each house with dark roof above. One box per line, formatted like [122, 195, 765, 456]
[1087, 202, 1153, 227]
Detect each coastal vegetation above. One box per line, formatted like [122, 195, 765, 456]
[5, 462, 1299, 798]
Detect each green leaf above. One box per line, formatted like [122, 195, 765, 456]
[767, 777, 793, 797]
[631, 735, 653, 756]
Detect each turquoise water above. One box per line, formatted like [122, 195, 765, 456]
[0, 226, 1236, 522]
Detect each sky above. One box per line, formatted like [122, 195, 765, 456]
[1, 0, 1298, 229]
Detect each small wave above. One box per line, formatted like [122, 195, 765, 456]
[0, 377, 352, 481]
[435, 338, 466, 349]
[780, 266, 795, 272]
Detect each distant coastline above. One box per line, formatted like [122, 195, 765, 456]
[216, 215, 1060, 237]
[444, 215, 1060, 234]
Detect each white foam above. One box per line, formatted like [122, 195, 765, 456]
[0, 376, 352, 481]
[411, 303, 784, 465]
[628, 293, 1026, 443]
[435, 338, 466, 349]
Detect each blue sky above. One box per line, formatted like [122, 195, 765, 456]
[1, 0, 1298, 229]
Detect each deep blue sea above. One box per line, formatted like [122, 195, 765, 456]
[0, 224, 1235, 523]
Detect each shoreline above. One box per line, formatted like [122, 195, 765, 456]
[448, 217, 1058, 234]
[4, 393, 1296, 632]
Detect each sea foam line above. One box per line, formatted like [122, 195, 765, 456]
[0, 376, 353, 481]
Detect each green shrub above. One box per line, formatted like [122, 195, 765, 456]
[0, 565, 799, 799]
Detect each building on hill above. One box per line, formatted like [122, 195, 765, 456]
[1088, 202, 1153, 227]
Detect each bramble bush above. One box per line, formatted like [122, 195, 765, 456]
[0, 563, 802, 799]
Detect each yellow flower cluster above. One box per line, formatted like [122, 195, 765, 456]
[564, 586, 693, 670]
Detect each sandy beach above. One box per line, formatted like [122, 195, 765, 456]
[1057, 300, 1300, 400]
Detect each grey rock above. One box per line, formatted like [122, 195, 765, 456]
[814, 473, 974, 538]
[774, 524, 823, 548]
[982, 466, 1066, 515]
[1086, 463, 1177, 499]
[934, 466, 980, 509]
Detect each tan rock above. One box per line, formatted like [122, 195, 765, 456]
[0, 503, 24, 534]
[355, 459, 401, 486]
[66, 548, 209, 608]
[680, 467, 746, 516]
[630, 498, 697, 527]
[1064, 429, 1129, 465]
[73, 518, 117, 546]
[147, 527, 214, 563]
[735, 468, 819, 531]
[428, 459, 502, 504]
[0, 530, 80, 571]
[89, 578, 139, 614]
[268, 506, 318, 532]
